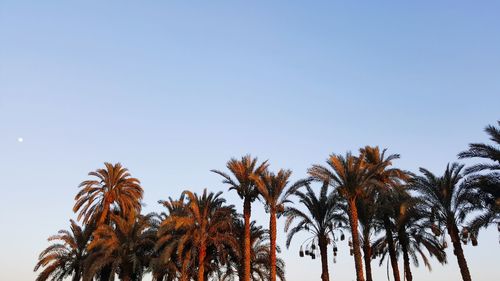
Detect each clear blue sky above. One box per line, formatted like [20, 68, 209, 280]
[1, 1, 499, 280]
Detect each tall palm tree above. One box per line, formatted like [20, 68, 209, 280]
[309, 149, 393, 281]
[284, 181, 347, 281]
[34, 220, 94, 281]
[411, 163, 481, 281]
[159, 189, 238, 281]
[373, 190, 446, 281]
[84, 213, 156, 281]
[73, 162, 144, 281]
[212, 155, 268, 281]
[74, 162, 143, 225]
[458, 121, 500, 232]
[252, 169, 304, 281]
[361, 146, 409, 281]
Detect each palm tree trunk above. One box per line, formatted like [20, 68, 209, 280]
[180, 272, 188, 281]
[348, 198, 365, 281]
[362, 233, 373, 281]
[198, 240, 207, 281]
[243, 198, 252, 281]
[398, 229, 412, 281]
[318, 235, 330, 281]
[383, 216, 401, 281]
[269, 209, 277, 281]
[448, 223, 472, 281]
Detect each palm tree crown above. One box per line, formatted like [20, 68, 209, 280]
[34, 220, 94, 281]
[84, 213, 156, 281]
[411, 163, 480, 281]
[73, 162, 143, 225]
[158, 189, 238, 281]
[284, 181, 347, 281]
[458, 120, 500, 233]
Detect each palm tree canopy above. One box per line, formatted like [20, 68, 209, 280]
[253, 169, 306, 215]
[211, 155, 269, 202]
[373, 190, 447, 270]
[157, 189, 239, 281]
[34, 220, 93, 281]
[411, 163, 483, 231]
[84, 213, 156, 281]
[73, 162, 143, 225]
[284, 181, 347, 248]
[458, 120, 500, 173]
[458, 121, 500, 232]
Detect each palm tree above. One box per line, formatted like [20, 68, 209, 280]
[74, 162, 143, 225]
[153, 196, 189, 281]
[212, 155, 268, 281]
[309, 149, 394, 281]
[84, 213, 156, 281]
[34, 220, 94, 281]
[458, 121, 500, 233]
[411, 163, 481, 281]
[361, 146, 409, 281]
[284, 181, 347, 281]
[73, 162, 144, 281]
[252, 169, 304, 281]
[159, 189, 238, 281]
[373, 190, 446, 281]
[222, 219, 286, 281]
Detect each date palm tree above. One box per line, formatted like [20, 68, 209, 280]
[34, 220, 94, 281]
[73, 162, 144, 281]
[361, 146, 410, 281]
[153, 196, 189, 281]
[284, 181, 347, 281]
[74, 162, 143, 225]
[159, 189, 238, 281]
[84, 213, 156, 281]
[458, 121, 500, 232]
[212, 155, 268, 281]
[411, 163, 481, 281]
[373, 190, 446, 281]
[309, 148, 396, 281]
[252, 169, 304, 281]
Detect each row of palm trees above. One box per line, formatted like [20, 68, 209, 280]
[35, 121, 500, 281]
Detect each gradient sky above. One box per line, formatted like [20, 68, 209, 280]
[1, 1, 499, 280]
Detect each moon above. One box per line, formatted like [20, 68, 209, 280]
[17, 137, 23, 143]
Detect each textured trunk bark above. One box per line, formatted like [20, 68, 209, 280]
[398, 229, 412, 281]
[269, 209, 277, 281]
[348, 198, 365, 281]
[448, 223, 473, 281]
[198, 240, 206, 281]
[383, 216, 401, 281]
[243, 198, 252, 281]
[180, 271, 188, 281]
[362, 233, 373, 281]
[319, 235, 330, 281]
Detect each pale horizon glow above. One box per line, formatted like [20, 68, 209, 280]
[0, 1, 499, 281]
